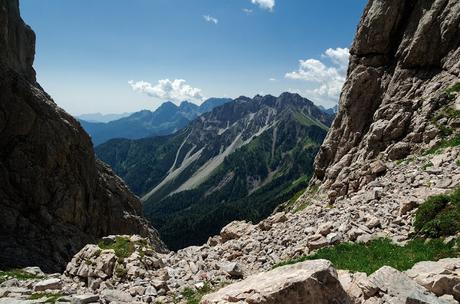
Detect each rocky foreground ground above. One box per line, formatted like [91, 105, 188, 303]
[1, 147, 459, 303]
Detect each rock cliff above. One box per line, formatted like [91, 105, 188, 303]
[313, 0, 460, 200]
[0, 0, 166, 272]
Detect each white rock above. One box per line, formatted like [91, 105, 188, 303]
[34, 278, 62, 292]
[202, 260, 349, 304]
[71, 294, 99, 304]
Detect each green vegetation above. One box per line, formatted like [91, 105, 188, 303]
[293, 111, 329, 130]
[143, 118, 327, 250]
[414, 188, 460, 238]
[424, 134, 460, 155]
[95, 129, 190, 195]
[425, 82, 460, 154]
[274, 238, 460, 275]
[456, 159, 460, 166]
[422, 161, 433, 170]
[286, 189, 306, 209]
[0, 269, 42, 283]
[98, 236, 135, 259]
[273, 189, 460, 275]
[395, 155, 416, 166]
[97, 95, 334, 250]
[29, 292, 64, 303]
[115, 264, 128, 279]
[286, 183, 319, 213]
[181, 282, 213, 304]
[446, 82, 460, 101]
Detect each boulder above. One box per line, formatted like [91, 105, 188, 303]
[21, 267, 45, 277]
[406, 290, 451, 304]
[317, 222, 334, 236]
[369, 266, 443, 303]
[71, 294, 100, 304]
[218, 262, 243, 279]
[258, 212, 288, 231]
[201, 260, 351, 303]
[365, 216, 381, 229]
[33, 278, 62, 292]
[100, 289, 133, 303]
[307, 236, 329, 250]
[406, 258, 460, 300]
[326, 232, 342, 244]
[399, 198, 418, 216]
[220, 221, 253, 242]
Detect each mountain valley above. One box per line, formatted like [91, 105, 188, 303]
[97, 93, 334, 249]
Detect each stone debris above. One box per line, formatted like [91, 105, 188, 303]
[2, 148, 458, 303]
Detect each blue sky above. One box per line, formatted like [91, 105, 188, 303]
[21, 0, 367, 115]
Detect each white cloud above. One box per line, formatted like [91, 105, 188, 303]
[285, 47, 350, 104]
[242, 8, 253, 14]
[269, 78, 277, 81]
[203, 15, 218, 24]
[128, 79, 204, 103]
[323, 47, 349, 67]
[251, 0, 275, 11]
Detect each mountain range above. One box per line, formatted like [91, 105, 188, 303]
[96, 92, 334, 249]
[76, 112, 132, 123]
[318, 104, 338, 115]
[79, 98, 232, 145]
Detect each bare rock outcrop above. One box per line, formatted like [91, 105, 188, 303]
[201, 260, 351, 304]
[0, 0, 166, 272]
[313, 0, 460, 200]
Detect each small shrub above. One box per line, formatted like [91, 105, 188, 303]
[115, 264, 127, 279]
[438, 125, 453, 138]
[425, 134, 460, 155]
[446, 82, 460, 100]
[98, 236, 135, 259]
[422, 161, 433, 170]
[181, 282, 213, 304]
[414, 188, 460, 238]
[456, 159, 460, 167]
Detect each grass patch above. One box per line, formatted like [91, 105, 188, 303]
[29, 292, 63, 303]
[456, 159, 460, 166]
[0, 269, 42, 283]
[274, 238, 459, 275]
[424, 134, 460, 155]
[290, 184, 319, 213]
[422, 161, 433, 170]
[98, 236, 135, 259]
[182, 282, 213, 304]
[446, 82, 460, 100]
[286, 189, 306, 208]
[414, 188, 460, 238]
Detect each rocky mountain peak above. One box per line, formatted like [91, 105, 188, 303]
[313, 0, 460, 200]
[0, 0, 35, 80]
